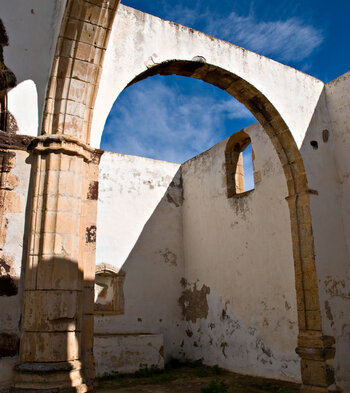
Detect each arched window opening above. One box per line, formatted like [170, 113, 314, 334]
[94, 264, 125, 315]
[225, 130, 254, 197]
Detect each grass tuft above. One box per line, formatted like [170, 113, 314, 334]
[200, 379, 229, 393]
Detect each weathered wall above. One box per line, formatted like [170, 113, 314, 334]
[1, 0, 67, 136]
[0, 146, 32, 391]
[2, 1, 349, 389]
[94, 151, 185, 372]
[321, 72, 350, 391]
[181, 123, 300, 382]
[94, 333, 164, 376]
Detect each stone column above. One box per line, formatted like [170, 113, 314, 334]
[12, 135, 97, 393]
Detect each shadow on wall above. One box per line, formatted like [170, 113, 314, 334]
[94, 168, 184, 374]
[7, 147, 96, 391]
[92, 130, 301, 382]
[0, 271, 20, 359]
[95, 167, 184, 325]
[12, 256, 96, 391]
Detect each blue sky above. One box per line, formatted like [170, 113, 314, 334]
[101, 0, 349, 171]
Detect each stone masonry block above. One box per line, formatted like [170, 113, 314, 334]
[55, 212, 80, 234]
[20, 331, 80, 362]
[301, 359, 330, 387]
[23, 290, 81, 332]
[306, 310, 322, 331]
[304, 288, 321, 311]
[82, 285, 94, 314]
[36, 255, 82, 291]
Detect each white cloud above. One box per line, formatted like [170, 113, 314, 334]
[206, 13, 323, 62]
[102, 77, 254, 163]
[163, 3, 323, 64]
[162, 0, 203, 26]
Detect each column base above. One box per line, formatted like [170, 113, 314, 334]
[296, 333, 340, 393]
[11, 361, 93, 393]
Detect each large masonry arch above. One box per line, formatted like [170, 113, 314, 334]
[90, 6, 336, 392]
[93, 59, 333, 392]
[9, 3, 340, 393]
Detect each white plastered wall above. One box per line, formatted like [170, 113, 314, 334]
[94, 123, 301, 382]
[0, 151, 32, 390]
[0, 0, 67, 136]
[91, 7, 350, 387]
[95, 151, 185, 360]
[181, 123, 300, 382]
[320, 72, 350, 391]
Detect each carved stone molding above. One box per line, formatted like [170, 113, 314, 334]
[28, 134, 95, 162]
[0, 130, 32, 150]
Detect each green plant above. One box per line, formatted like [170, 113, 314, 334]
[98, 371, 120, 381]
[212, 365, 221, 375]
[195, 366, 211, 377]
[201, 379, 229, 393]
[134, 364, 163, 378]
[165, 356, 182, 370]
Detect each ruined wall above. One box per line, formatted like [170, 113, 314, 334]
[0, 1, 67, 136]
[321, 72, 350, 391]
[0, 138, 32, 391]
[94, 151, 185, 374]
[181, 123, 300, 382]
[289, 77, 350, 391]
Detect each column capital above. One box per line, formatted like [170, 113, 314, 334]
[28, 134, 95, 163]
[296, 332, 336, 361]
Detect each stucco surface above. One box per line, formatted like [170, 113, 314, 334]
[1, 0, 67, 135]
[95, 151, 185, 362]
[0, 150, 32, 390]
[181, 123, 300, 382]
[322, 72, 350, 391]
[94, 123, 301, 382]
[94, 333, 164, 376]
[96, 152, 181, 269]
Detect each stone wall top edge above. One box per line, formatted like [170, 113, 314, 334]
[325, 70, 350, 88]
[182, 121, 261, 167]
[101, 148, 181, 166]
[118, 5, 324, 85]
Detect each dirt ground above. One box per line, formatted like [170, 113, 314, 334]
[97, 363, 300, 393]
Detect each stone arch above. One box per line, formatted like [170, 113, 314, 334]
[99, 59, 335, 391]
[41, 0, 120, 141]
